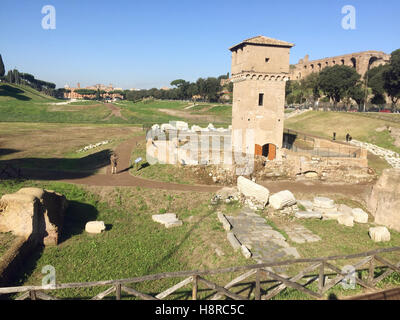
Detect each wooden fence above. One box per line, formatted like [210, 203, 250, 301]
[1, 247, 400, 300]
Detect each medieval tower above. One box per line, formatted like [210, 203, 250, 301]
[229, 36, 294, 160]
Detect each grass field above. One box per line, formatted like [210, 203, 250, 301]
[0, 84, 232, 126]
[285, 111, 400, 154]
[0, 180, 249, 299]
[0, 122, 141, 173]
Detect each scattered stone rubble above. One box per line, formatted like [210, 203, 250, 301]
[223, 207, 301, 265]
[77, 140, 110, 153]
[212, 176, 393, 250]
[152, 213, 183, 228]
[350, 139, 400, 169]
[151, 121, 230, 134]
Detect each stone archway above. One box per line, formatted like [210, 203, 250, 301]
[351, 57, 357, 69]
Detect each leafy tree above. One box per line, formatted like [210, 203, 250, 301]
[318, 65, 361, 108]
[300, 72, 320, 105]
[348, 85, 366, 110]
[0, 54, 5, 77]
[383, 49, 400, 109]
[370, 93, 386, 106]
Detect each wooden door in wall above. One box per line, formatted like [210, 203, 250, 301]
[255, 144, 262, 156]
[267, 144, 276, 160]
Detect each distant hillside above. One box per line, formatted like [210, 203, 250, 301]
[0, 83, 57, 104]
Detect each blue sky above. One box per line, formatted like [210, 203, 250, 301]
[0, 0, 399, 89]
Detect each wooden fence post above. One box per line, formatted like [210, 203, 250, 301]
[192, 275, 198, 300]
[29, 290, 37, 300]
[255, 269, 261, 300]
[116, 283, 121, 300]
[368, 256, 375, 285]
[318, 262, 325, 295]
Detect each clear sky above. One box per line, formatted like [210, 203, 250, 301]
[0, 0, 399, 89]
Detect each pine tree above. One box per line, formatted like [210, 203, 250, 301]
[0, 54, 4, 77]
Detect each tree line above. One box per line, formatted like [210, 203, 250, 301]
[0, 54, 66, 98]
[286, 49, 400, 111]
[125, 75, 232, 103]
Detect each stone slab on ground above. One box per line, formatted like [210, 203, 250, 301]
[297, 200, 314, 212]
[295, 211, 322, 219]
[322, 212, 344, 221]
[241, 244, 252, 259]
[282, 224, 322, 244]
[313, 197, 335, 209]
[369, 227, 391, 242]
[225, 207, 299, 271]
[217, 213, 232, 231]
[227, 232, 241, 251]
[152, 213, 183, 228]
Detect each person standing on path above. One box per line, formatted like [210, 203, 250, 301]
[110, 152, 119, 174]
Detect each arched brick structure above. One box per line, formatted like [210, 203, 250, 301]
[290, 51, 390, 80]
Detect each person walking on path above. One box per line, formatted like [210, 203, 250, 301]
[110, 152, 119, 174]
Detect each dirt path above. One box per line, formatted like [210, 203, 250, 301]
[13, 134, 373, 196]
[103, 103, 127, 120]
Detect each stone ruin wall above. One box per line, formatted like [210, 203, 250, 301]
[290, 51, 390, 81]
[0, 188, 68, 246]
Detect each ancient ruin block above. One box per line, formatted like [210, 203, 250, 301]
[152, 213, 183, 228]
[85, 221, 106, 234]
[227, 232, 241, 251]
[338, 204, 353, 216]
[313, 197, 335, 209]
[369, 227, 391, 242]
[0, 188, 68, 245]
[0, 193, 38, 239]
[322, 212, 344, 221]
[295, 211, 322, 219]
[352, 208, 369, 224]
[368, 168, 400, 232]
[237, 176, 270, 206]
[269, 190, 296, 210]
[217, 213, 232, 231]
[241, 244, 252, 259]
[338, 214, 354, 227]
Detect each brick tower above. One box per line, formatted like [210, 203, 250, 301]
[229, 36, 294, 160]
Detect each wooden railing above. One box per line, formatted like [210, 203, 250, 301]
[1, 247, 400, 300]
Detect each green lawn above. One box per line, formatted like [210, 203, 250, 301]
[0, 180, 249, 299]
[285, 111, 400, 154]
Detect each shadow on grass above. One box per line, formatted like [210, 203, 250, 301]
[59, 201, 99, 244]
[0, 85, 31, 101]
[0, 149, 113, 181]
[0, 148, 20, 157]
